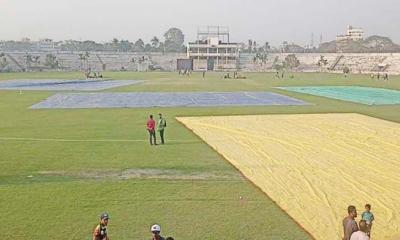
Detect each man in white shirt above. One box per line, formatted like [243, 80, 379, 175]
[350, 220, 370, 240]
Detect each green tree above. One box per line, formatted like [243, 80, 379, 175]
[159, 42, 165, 54]
[284, 54, 300, 71]
[163, 28, 184, 52]
[33, 56, 40, 67]
[118, 40, 133, 52]
[317, 55, 328, 72]
[282, 41, 289, 53]
[0, 53, 9, 71]
[272, 56, 284, 71]
[112, 38, 119, 51]
[264, 42, 271, 52]
[144, 43, 152, 52]
[248, 39, 253, 53]
[25, 53, 33, 69]
[78, 52, 90, 71]
[343, 66, 350, 74]
[151, 36, 160, 51]
[44, 54, 59, 69]
[134, 39, 145, 52]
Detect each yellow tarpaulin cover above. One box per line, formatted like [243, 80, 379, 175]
[177, 114, 400, 240]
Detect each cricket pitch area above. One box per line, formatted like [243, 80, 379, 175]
[177, 113, 400, 240]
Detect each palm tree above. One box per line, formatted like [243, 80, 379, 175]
[112, 38, 119, 52]
[264, 42, 271, 52]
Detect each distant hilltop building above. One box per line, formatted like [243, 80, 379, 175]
[336, 25, 364, 43]
[36, 39, 59, 52]
[187, 26, 240, 71]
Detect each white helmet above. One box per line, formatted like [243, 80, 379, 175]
[151, 224, 161, 232]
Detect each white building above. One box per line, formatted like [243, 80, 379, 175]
[336, 26, 364, 43]
[187, 26, 240, 71]
[36, 39, 59, 52]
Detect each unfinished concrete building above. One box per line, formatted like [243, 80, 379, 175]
[336, 25, 364, 43]
[187, 26, 240, 71]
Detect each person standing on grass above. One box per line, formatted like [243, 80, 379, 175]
[361, 204, 374, 237]
[343, 205, 359, 240]
[93, 212, 110, 240]
[150, 224, 165, 240]
[157, 113, 167, 144]
[383, 73, 389, 81]
[147, 115, 157, 145]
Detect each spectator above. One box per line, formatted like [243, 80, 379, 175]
[343, 205, 359, 240]
[166, 237, 174, 240]
[383, 73, 389, 81]
[361, 204, 374, 237]
[147, 115, 156, 145]
[350, 220, 369, 240]
[151, 224, 165, 240]
[93, 212, 110, 240]
[275, 71, 280, 79]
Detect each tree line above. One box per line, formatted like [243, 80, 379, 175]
[1, 27, 399, 54]
[0, 28, 185, 53]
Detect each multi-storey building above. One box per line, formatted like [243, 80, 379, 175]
[187, 26, 240, 71]
[336, 26, 364, 43]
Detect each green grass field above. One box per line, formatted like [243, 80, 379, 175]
[1, 72, 400, 239]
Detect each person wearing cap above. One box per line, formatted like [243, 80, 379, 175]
[151, 224, 165, 240]
[157, 113, 167, 145]
[93, 213, 110, 240]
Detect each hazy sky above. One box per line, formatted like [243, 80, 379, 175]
[1, 0, 399, 46]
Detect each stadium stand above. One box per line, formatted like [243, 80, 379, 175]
[2, 52, 400, 74]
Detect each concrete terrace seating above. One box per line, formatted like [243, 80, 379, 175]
[3, 52, 400, 74]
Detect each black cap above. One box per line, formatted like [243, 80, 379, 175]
[100, 212, 110, 220]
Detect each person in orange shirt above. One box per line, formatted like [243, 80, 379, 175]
[93, 212, 110, 240]
[147, 115, 157, 145]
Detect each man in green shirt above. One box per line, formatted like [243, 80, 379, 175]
[157, 113, 167, 144]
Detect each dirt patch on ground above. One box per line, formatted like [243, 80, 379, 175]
[38, 168, 243, 181]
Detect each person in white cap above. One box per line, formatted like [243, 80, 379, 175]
[151, 224, 165, 240]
